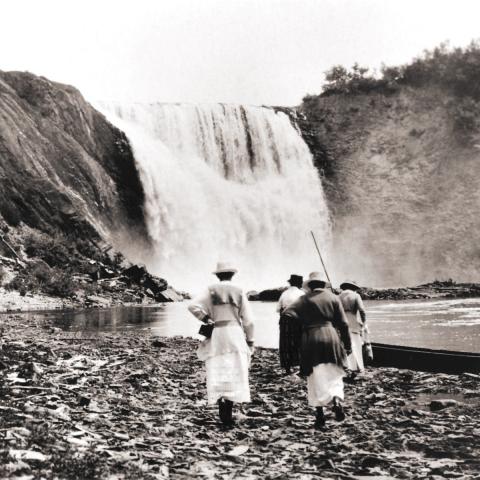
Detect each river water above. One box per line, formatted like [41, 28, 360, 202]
[24, 297, 480, 353]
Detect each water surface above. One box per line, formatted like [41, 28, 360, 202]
[21, 297, 480, 353]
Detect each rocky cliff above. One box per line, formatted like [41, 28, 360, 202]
[298, 85, 480, 286]
[0, 71, 164, 302]
[0, 70, 147, 244]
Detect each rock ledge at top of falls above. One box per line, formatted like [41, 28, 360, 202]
[0, 70, 147, 240]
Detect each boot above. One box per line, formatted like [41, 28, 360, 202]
[314, 407, 326, 429]
[332, 396, 345, 422]
[218, 398, 234, 426]
[344, 371, 357, 384]
[218, 398, 227, 423]
[224, 399, 234, 426]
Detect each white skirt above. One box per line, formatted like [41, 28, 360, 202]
[205, 351, 251, 404]
[346, 332, 364, 372]
[307, 363, 345, 407]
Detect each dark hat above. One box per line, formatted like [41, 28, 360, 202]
[288, 274, 303, 284]
[340, 279, 360, 290]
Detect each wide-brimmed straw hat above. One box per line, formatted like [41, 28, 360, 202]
[212, 261, 238, 275]
[288, 274, 303, 284]
[307, 271, 327, 286]
[340, 279, 360, 290]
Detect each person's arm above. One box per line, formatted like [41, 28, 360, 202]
[334, 298, 352, 353]
[239, 292, 255, 346]
[356, 294, 366, 324]
[276, 292, 284, 313]
[283, 295, 304, 320]
[188, 290, 212, 324]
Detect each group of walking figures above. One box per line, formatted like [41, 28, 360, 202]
[188, 262, 372, 429]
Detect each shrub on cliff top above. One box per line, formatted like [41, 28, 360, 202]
[321, 63, 397, 96]
[316, 41, 480, 100]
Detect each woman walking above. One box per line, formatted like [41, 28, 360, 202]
[277, 274, 304, 374]
[339, 279, 367, 380]
[285, 272, 351, 429]
[188, 261, 255, 427]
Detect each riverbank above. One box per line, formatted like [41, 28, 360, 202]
[249, 280, 480, 302]
[0, 286, 164, 314]
[0, 315, 479, 479]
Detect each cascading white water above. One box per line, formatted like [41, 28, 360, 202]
[99, 103, 332, 293]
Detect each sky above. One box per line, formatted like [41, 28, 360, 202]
[1, 0, 480, 106]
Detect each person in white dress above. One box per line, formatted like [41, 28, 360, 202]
[339, 280, 367, 379]
[277, 274, 304, 374]
[188, 261, 255, 426]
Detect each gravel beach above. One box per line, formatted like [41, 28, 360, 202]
[0, 314, 479, 479]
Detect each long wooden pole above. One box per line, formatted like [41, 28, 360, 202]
[310, 231, 333, 288]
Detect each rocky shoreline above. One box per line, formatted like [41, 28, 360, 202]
[0, 314, 479, 479]
[0, 250, 186, 314]
[3, 278, 480, 314]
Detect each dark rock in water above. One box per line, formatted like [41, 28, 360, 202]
[258, 287, 286, 302]
[430, 399, 459, 411]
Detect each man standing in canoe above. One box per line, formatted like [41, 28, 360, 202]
[284, 272, 351, 429]
[339, 279, 368, 380]
[277, 274, 304, 374]
[188, 261, 255, 427]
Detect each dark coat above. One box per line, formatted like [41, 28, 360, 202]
[284, 289, 351, 376]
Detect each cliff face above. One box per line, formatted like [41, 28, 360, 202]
[299, 86, 480, 286]
[0, 71, 147, 245]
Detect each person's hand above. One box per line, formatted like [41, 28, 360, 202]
[346, 348, 352, 356]
[247, 341, 255, 356]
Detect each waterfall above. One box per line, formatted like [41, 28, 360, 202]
[99, 103, 331, 293]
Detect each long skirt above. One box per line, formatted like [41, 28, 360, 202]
[279, 314, 301, 369]
[346, 332, 364, 372]
[307, 363, 345, 407]
[205, 351, 251, 405]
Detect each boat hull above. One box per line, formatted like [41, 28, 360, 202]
[371, 343, 480, 374]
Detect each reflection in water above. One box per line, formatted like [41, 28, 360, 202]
[52, 303, 200, 339]
[10, 298, 480, 353]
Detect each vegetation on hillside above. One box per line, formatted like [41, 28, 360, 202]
[311, 41, 480, 98]
[1, 227, 118, 298]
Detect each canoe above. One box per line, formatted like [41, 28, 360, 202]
[370, 342, 480, 374]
